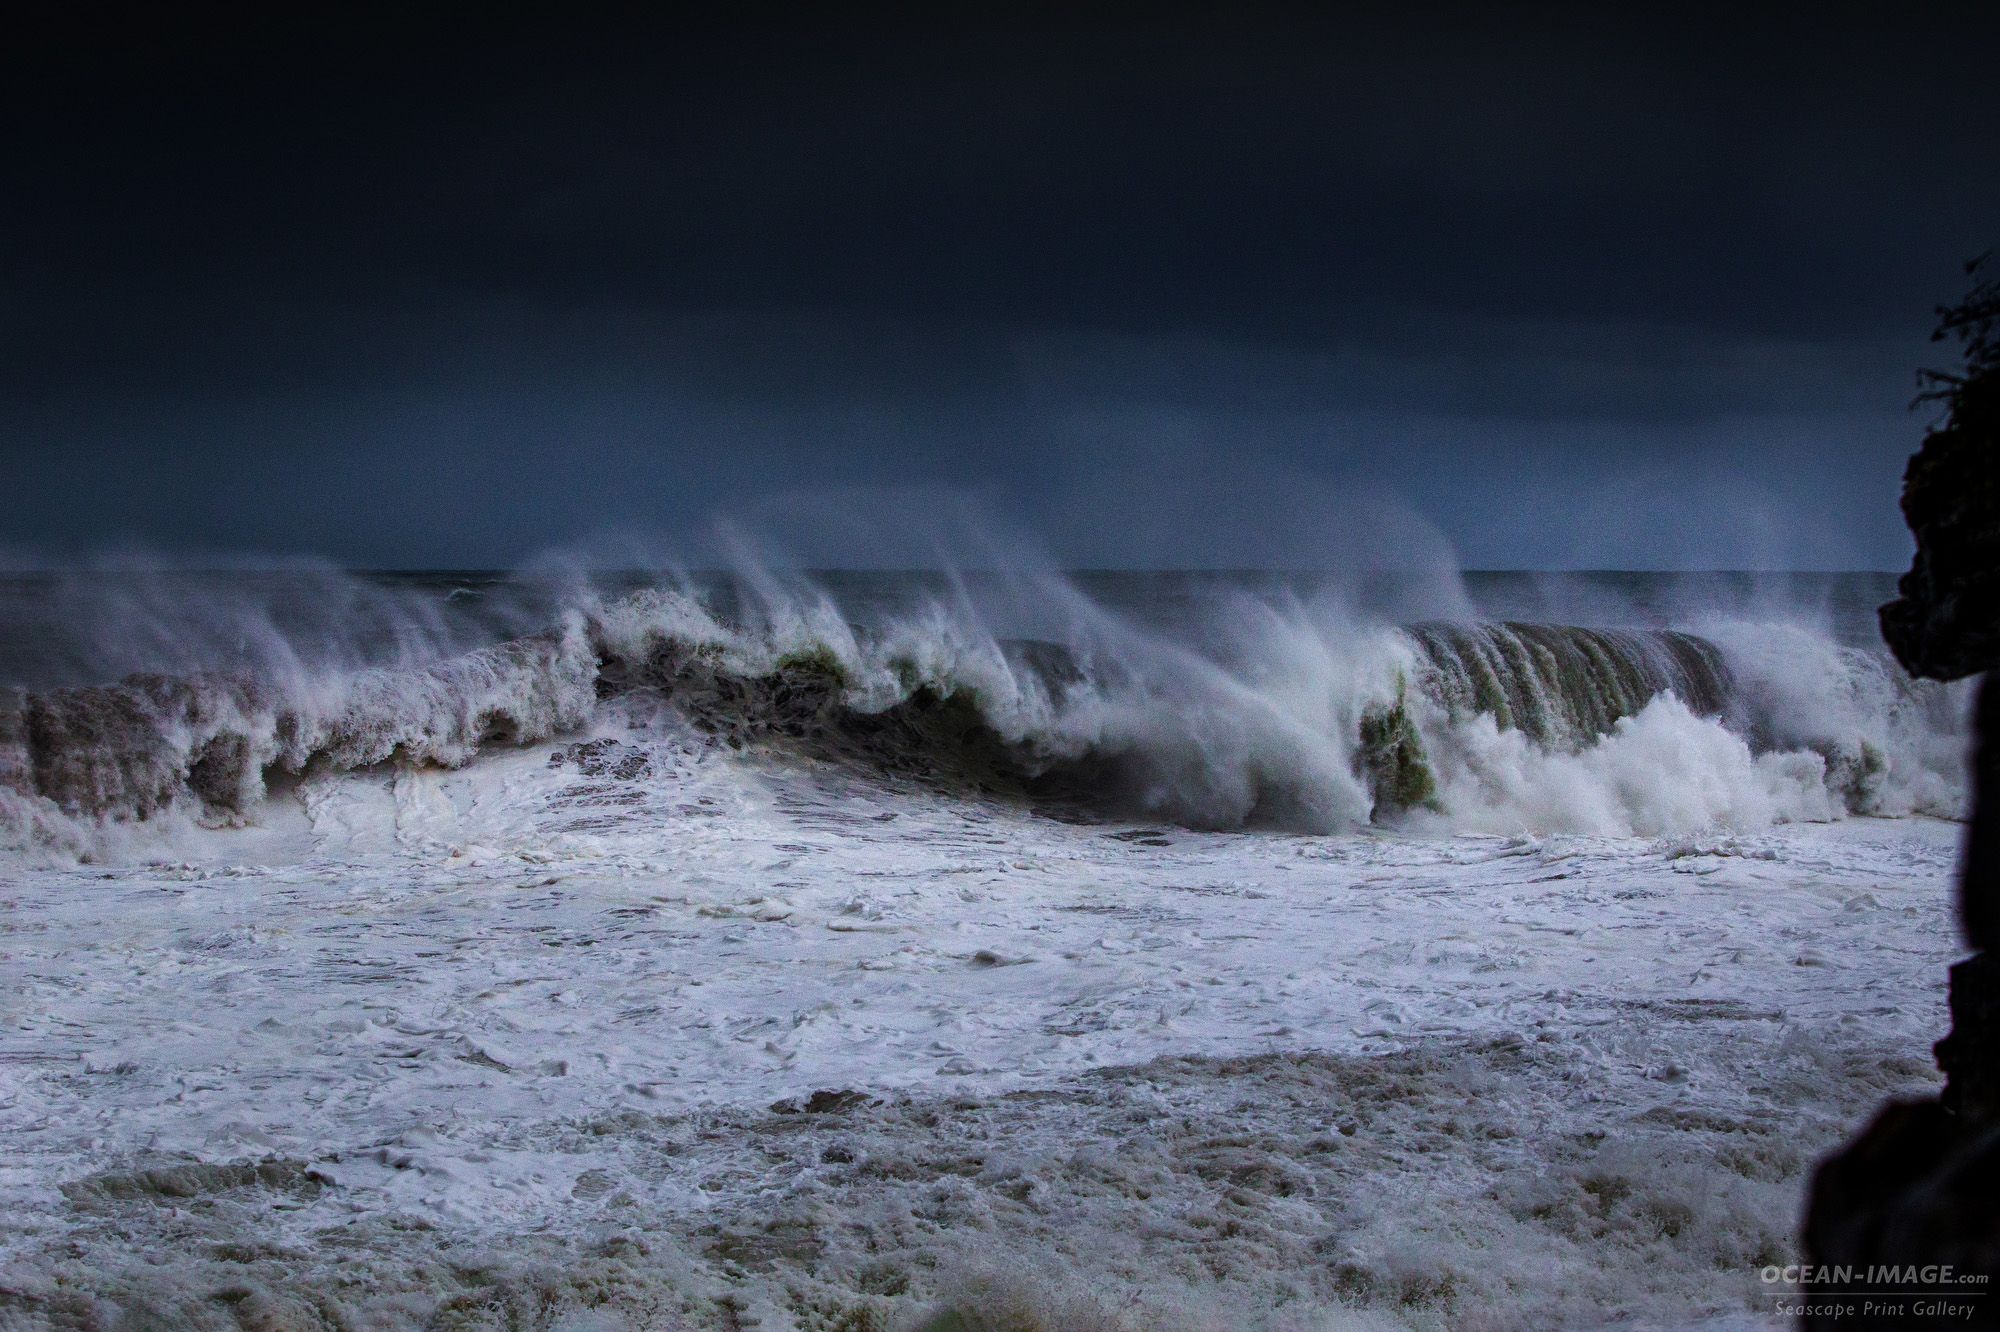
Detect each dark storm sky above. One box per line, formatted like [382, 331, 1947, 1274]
[4, 6, 1995, 569]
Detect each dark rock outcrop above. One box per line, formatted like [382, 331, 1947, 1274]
[1881, 423, 2000, 687]
[1806, 1099, 2000, 1292]
[1963, 684, 2000, 954]
[1806, 261, 2000, 1328]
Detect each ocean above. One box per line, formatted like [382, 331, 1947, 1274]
[0, 566, 1973, 1329]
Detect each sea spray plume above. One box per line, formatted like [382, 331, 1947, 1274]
[849, 539, 1412, 830]
[649, 511, 1409, 827]
[1702, 619, 1970, 816]
[581, 565, 1397, 829]
[0, 556, 560, 691]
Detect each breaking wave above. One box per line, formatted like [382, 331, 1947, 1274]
[0, 573, 1970, 858]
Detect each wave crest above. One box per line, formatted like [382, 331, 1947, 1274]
[0, 581, 1971, 857]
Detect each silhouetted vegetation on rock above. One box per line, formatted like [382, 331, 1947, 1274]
[1883, 255, 2000, 683]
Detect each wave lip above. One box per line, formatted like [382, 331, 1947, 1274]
[1409, 622, 1731, 746]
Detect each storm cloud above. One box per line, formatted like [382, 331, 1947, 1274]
[4, 5, 1995, 567]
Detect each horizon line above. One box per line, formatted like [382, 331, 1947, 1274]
[0, 565, 1910, 578]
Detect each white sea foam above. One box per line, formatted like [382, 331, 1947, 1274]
[1412, 694, 1843, 836]
[0, 734, 1963, 1328]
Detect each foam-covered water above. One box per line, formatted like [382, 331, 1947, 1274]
[0, 565, 1973, 1329]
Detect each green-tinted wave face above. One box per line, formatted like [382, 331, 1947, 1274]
[1406, 622, 1732, 748]
[1356, 678, 1439, 815]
